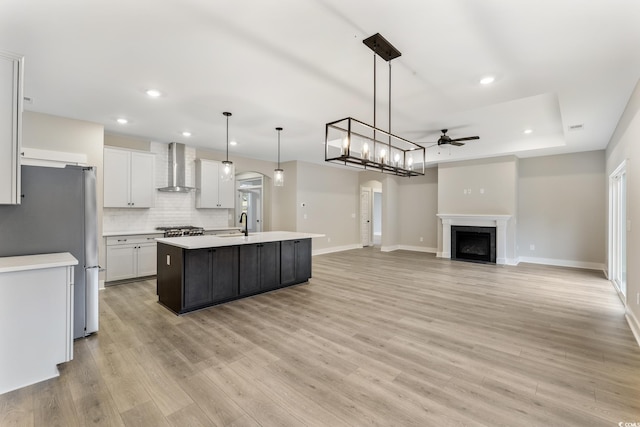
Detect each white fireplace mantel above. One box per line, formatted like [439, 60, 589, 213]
[437, 214, 512, 265]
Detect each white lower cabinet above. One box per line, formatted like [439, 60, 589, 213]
[106, 234, 160, 282]
[136, 243, 157, 277]
[0, 253, 75, 394]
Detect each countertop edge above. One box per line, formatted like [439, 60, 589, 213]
[0, 252, 79, 273]
[157, 232, 325, 250]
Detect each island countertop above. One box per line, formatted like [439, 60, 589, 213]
[156, 231, 325, 250]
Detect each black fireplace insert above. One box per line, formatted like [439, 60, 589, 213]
[451, 226, 496, 264]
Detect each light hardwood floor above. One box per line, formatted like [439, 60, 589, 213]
[1, 248, 639, 426]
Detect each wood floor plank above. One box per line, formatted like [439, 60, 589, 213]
[0, 383, 34, 427]
[3, 248, 639, 426]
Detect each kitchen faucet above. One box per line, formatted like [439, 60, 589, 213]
[239, 212, 248, 236]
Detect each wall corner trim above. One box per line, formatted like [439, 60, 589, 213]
[625, 308, 640, 348]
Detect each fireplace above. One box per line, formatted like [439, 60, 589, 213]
[451, 226, 496, 264]
[437, 214, 511, 265]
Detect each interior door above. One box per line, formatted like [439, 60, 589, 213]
[360, 187, 372, 247]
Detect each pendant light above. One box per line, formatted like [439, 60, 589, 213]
[274, 127, 284, 187]
[221, 111, 233, 182]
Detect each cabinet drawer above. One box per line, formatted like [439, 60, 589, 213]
[106, 234, 161, 246]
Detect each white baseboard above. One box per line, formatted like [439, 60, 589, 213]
[626, 308, 640, 348]
[313, 244, 363, 256]
[517, 256, 605, 271]
[395, 245, 437, 254]
[380, 245, 399, 252]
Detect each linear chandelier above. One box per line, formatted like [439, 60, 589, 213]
[325, 33, 425, 177]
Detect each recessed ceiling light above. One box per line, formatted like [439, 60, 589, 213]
[117, 118, 128, 124]
[229, 140, 238, 146]
[523, 129, 533, 134]
[146, 89, 162, 97]
[480, 76, 495, 85]
[182, 131, 192, 137]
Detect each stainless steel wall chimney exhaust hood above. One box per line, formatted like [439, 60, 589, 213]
[158, 142, 194, 193]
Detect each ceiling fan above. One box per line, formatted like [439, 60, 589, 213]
[433, 129, 479, 147]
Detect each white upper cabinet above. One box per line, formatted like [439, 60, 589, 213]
[195, 159, 235, 208]
[129, 152, 155, 207]
[104, 147, 155, 208]
[0, 51, 23, 205]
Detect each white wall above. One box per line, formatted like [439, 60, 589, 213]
[296, 161, 360, 252]
[437, 156, 519, 261]
[397, 169, 438, 252]
[606, 78, 640, 342]
[272, 161, 297, 232]
[518, 151, 606, 268]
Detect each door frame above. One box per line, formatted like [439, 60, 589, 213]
[608, 159, 627, 301]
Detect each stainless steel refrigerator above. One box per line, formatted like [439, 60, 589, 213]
[0, 165, 99, 339]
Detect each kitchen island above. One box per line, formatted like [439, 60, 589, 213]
[156, 231, 323, 314]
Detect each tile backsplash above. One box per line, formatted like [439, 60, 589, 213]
[102, 142, 233, 232]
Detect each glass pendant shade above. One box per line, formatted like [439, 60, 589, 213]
[274, 168, 284, 187]
[274, 127, 284, 187]
[220, 160, 233, 182]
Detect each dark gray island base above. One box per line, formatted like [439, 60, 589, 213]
[157, 236, 313, 314]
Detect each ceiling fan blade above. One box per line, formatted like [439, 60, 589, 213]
[450, 136, 479, 142]
[415, 142, 438, 149]
[450, 141, 465, 146]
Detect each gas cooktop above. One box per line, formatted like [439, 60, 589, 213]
[156, 226, 205, 237]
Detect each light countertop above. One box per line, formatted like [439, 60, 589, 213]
[156, 231, 325, 250]
[103, 227, 241, 237]
[0, 252, 78, 274]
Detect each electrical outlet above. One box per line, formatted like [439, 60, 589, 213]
[420, 237, 424, 242]
[530, 244, 535, 251]
[166, 255, 170, 266]
[327, 237, 331, 243]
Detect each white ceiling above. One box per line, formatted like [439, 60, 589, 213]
[2, 0, 640, 167]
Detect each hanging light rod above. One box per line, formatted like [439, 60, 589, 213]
[324, 33, 425, 177]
